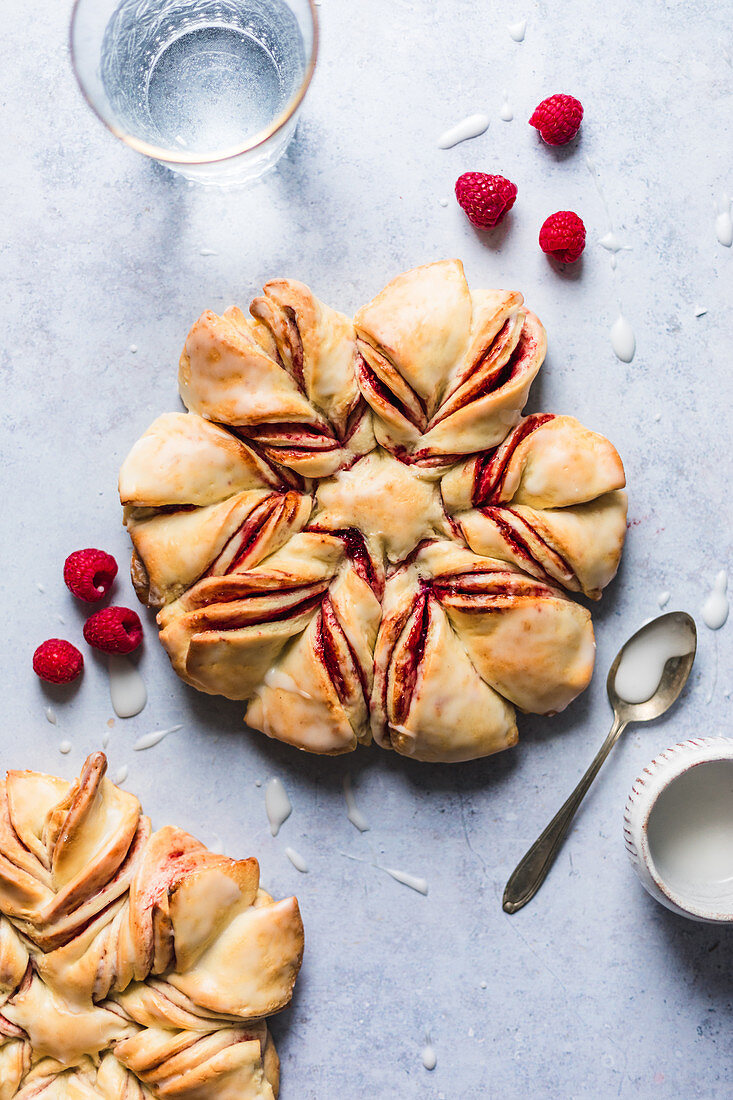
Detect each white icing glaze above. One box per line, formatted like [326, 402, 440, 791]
[133, 724, 182, 751]
[610, 315, 636, 363]
[343, 774, 369, 832]
[45, 707, 57, 725]
[438, 197, 449, 207]
[129, 344, 138, 353]
[653, 412, 661, 422]
[715, 194, 732, 247]
[113, 765, 129, 784]
[384, 867, 429, 895]
[500, 91, 513, 121]
[36, 581, 45, 593]
[657, 591, 670, 609]
[285, 846, 308, 873]
[614, 620, 694, 704]
[422, 1043, 437, 1070]
[108, 656, 147, 719]
[647, 759, 733, 894]
[263, 667, 312, 699]
[507, 19, 526, 41]
[200, 248, 218, 256]
[58, 740, 71, 754]
[56, 614, 65, 624]
[265, 777, 292, 836]
[102, 730, 111, 749]
[694, 306, 708, 317]
[599, 231, 631, 253]
[437, 113, 490, 149]
[702, 571, 729, 630]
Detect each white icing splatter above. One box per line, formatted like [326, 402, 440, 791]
[102, 731, 111, 749]
[133, 724, 182, 751]
[599, 231, 631, 254]
[108, 656, 147, 718]
[384, 867, 429, 895]
[45, 707, 57, 725]
[715, 194, 732, 247]
[653, 412, 662, 422]
[56, 614, 65, 625]
[480, 980, 488, 989]
[438, 198, 449, 207]
[254, 779, 262, 788]
[59, 741, 71, 754]
[437, 113, 490, 149]
[36, 582, 45, 594]
[422, 1043, 437, 1070]
[500, 90, 513, 121]
[610, 315, 636, 363]
[702, 571, 729, 630]
[113, 765, 129, 784]
[507, 19, 526, 41]
[694, 306, 708, 317]
[265, 778, 292, 836]
[200, 248, 218, 256]
[285, 846, 308, 873]
[129, 344, 138, 353]
[343, 774, 369, 832]
[657, 591, 670, 609]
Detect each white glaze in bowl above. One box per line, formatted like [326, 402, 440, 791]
[624, 737, 733, 924]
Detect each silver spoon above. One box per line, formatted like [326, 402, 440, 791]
[502, 611, 697, 914]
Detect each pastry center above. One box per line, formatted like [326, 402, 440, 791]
[313, 449, 451, 562]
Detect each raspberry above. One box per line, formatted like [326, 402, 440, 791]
[64, 548, 118, 603]
[455, 172, 518, 229]
[83, 606, 143, 654]
[33, 639, 84, 684]
[539, 211, 586, 263]
[529, 94, 583, 146]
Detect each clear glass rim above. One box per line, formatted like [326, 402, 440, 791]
[69, 0, 319, 165]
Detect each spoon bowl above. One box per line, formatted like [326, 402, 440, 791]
[503, 610, 698, 914]
[607, 611, 697, 723]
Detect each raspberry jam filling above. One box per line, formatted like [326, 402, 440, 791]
[240, 422, 339, 451]
[472, 414, 555, 504]
[478, 507, 575, 586]
[354, 353, 424, 431]
[391, 594, 430, 726]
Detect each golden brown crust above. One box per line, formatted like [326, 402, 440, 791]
[0, 755, 302, 1098]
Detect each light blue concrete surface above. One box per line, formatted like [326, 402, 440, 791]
[1, 2, 731, 1097]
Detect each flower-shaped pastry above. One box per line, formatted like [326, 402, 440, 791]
[120, 260, 627, 762]
[0, 753, 303, 1097]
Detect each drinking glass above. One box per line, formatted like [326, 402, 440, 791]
[70, 0, 318, 184]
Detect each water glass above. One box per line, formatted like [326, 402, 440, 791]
[70, 0, 318, 184]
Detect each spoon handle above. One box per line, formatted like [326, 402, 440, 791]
[502, 713, 628, 914]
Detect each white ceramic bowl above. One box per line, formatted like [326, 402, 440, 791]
[624, 737, 733, 923]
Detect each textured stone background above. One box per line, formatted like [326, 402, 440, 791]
[1, 1, 732, 1097]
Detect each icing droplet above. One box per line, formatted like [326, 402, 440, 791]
[254, 779, 262, 788]
[59, 740, 72, 754]
[599, 231, 631, 254]
[694, 306, 708, 317]
[343, 774, 370, 832]
[657, 591, 670, 609]
[438, 198, 449, 207]
[129, 344, 138, 354]
[653, 412, 662, 422]
[45, 707, 57, 725]
[437, 113, 490, 149]
[263, 667, 312, 699]
[480, 980, 488, 989]
[610, 315, 636, 363]
[507, 19, 526, 41]
[500, 91, 513, 122]
[108, 656, 147, 719]
[102, 731, 111, 749]
[702, 571, 729, 630]
[384, 867, 429, 895]
[113, 765, 129, 784]
[422, 1043, 437, 1071]
[56, 614, 65, 625]
[285, 846, 309, 873]
[715, 194, 732, 247]
[133, 724, 182, 751]
[200, 248, 218, 256]
[265, 778, 292, 837]
[36, 582, 45, 594]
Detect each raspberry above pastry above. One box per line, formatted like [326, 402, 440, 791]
[0, 752, 303, 1098]
[119, 259, 627, 762]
